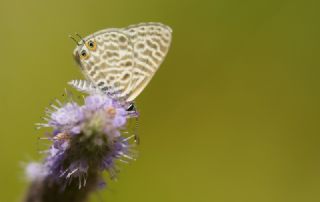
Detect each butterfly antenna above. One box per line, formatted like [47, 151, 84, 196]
[75, 33, 86, 44]
[131, 103, 140, 144]
[68, 34, 80, 45]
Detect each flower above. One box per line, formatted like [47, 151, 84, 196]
[49, 102, 84, 134]
[26, 92, 139, 201]
[83, 94, 112, 111]
[25, 162, 48, 181]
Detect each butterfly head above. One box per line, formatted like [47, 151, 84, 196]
[72, 35, 98, 68]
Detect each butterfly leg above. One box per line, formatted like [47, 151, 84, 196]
[125, 103, 140, 144]
[134, 116, 140, 144]
[68, 80, 99, 94]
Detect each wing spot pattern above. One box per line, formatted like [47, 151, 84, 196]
[90, 70, 96, 77]
[151, 38, 168, 53]
[122, 73, 130, 81]
[137, 43, 145, 49]
[97, 81, 105, 86]
[142, 49, 160, 66]
[146, 40, 158, 50]
[125, 61, 133, 67]
[119, 36, 127, 42]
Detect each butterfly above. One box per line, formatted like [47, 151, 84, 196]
[69, 22, 172, 110]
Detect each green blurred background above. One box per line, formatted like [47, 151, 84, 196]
[1, 0, 320, 201]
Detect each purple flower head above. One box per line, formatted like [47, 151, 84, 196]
[84, 94, 113, 111]
[33, 92, 139, 192]
[25, 162, 48, 181]
[51, 103, 83, 125]
[47, 102, 84, 135]
[84, 94, 127, 128]
[112, 107, 127, 127]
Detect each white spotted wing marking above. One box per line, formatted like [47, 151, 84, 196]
[72, 22, 172, 102]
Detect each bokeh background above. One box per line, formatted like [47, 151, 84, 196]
[1, 0, 320, 201]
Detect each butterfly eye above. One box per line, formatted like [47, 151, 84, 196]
[86, 40, 97, 51]
[80, 50, 89, 60]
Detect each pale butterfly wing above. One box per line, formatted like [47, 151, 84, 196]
[122, 23, 172, 101]
[74, 30, 135, 99]
[72, 22, 172, 102]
